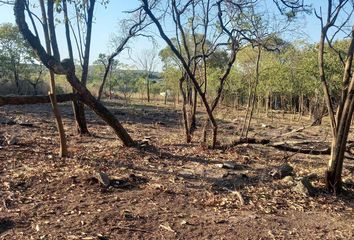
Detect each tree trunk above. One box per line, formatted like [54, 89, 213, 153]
[62, 0, 89, 135]
[326, 28, 354, 193]
[319, 29, 336, 137]
[72, 99, 89, 134]
[179, 77, 191, 143]
[66, 70, 136, 147]
[190, 87, 197, 133]
[48, 92, 67, 157]
[39, 0, 67, 157]
[146, 75, 150, 102]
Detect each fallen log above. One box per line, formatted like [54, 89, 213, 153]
[225, 138, 334, 155]
[230, 137, 271, 146]
[269, 141, 331, 155]
[0, 93, 78, 107]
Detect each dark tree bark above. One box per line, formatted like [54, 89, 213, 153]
[63, 0, 89, 134]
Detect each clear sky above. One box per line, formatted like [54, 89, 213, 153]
[0, 1, 351, 71]
[0, 1, 160, 70]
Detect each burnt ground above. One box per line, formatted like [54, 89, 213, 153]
[0, 100, 353, 240]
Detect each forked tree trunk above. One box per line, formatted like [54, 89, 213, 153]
[241, 46, 261, 139]
[326, 27, 354, 194]
[14, 0, 135, 147]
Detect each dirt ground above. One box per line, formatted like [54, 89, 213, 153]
[0, 100, 353, 240]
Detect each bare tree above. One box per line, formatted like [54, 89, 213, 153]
[26, 64, 44, 96]
[141, 0, 278, 147]
[239, 8, 292, 139]
[132, 48, 158, 103]
[97, 9, 151, 101]
[314, 0, 354, 193]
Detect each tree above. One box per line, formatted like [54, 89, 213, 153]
[115, 66, 139, 104]
[14, 0, 135, 147]
[94, 53, 118, 100]
[141, 0, 250, 147]
[97, 9, 150, 101]
[37, 0, 68, 157]
[25, 64, 45, 96]
[132, 48, 158, 103]
[0, 23, 33, 94]
[314, 0, 354, 193]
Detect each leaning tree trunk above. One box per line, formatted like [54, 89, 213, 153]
[65, 68, 135, 146]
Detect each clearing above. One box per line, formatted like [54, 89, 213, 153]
[0, 101, 353, 239]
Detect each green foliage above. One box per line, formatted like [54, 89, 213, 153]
[0, 22, 40, 94]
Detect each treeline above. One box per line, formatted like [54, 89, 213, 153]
[1, 22, 350, 121]
[0, 23, 50, 95]
[214, 40, 349, 121]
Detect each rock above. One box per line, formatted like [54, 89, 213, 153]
[6, 136, 18, 145]
[343, 177, 354, 185]
[261, 124, 274, 129]
[270, 163, 294, 179]
[177, 170, 196, 179]
[0, 117, 15, 125]
[215, 162, 246, 170]
[95, 172, 110, 187]
[18, 122, 34, 127]
[284, 126, 292, 131]
[306, 173, 318, 180]
[281, 176, 294, 185]
[121, 210, 134, 220]
[293, 178, 315, 196]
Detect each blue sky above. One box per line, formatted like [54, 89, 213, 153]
[0, 1, 159, 69]
[0, 1, 349, 71]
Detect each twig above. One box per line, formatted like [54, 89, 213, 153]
[272, 124, 311, 139]
[111, 226, 152, 233]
